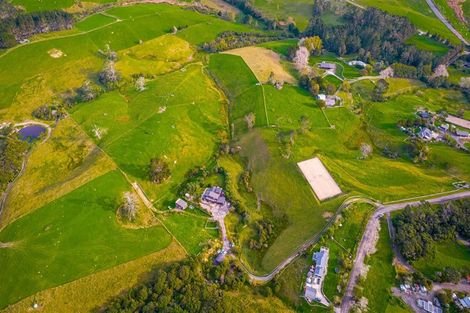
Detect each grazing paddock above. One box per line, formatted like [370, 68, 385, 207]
[0, 170, 172, 309]
[224, 46, 296, 84]
[297, 157, 342, 201]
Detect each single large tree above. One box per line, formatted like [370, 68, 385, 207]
[121, 192, 138, 221]
[303, 36, 323, 56]
[149, 157, 170, 183]
[244, 112, 256, 130]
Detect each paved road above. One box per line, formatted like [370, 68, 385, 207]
[242, 197, 380, 282]
[432, 280, 470, 293]
[340, 190, 470, 313]
[425, 0, 469, 46]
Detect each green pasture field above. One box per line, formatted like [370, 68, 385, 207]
[413, 240, 470, 278]
[384, 78, 425, 97]
[115, 34, 194, 78]
[71, 63, 226, 205]
[464, 1, 470, 19]
[354, 0, 460, 44]
[75, 13, 118, 32]
[11, 0, 117, 11]
[208, 53, 267, 133]
[0, 118, 116, 228]
[361, 219, 410, 313]
[0, 4, 255, 121]
[405, 34, 449, 55]
[0, 170, 173, 309]
[249, 0, 314, 30]
[324, 74, 343, 88]
[258, 39, 298, 57]
[264, 84, 330, 129]
[160, 213, 218, 255]
[433, 0, 470, 42]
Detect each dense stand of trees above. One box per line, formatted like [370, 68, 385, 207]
[304, 0, 437, 71]
[0, 9, 73, 48]
[102, 259, 247, 313]
[0, 127, 28, 191]
[394, 200, 470, 261]
[202, 31, 290, 52]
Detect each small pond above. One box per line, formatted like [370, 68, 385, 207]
[18, 125, 46, 141]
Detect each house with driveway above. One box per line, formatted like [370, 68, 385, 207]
[304, 247, 330, 305]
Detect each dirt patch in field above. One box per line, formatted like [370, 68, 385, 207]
[448, 0, 467, 24]
[48, 48, 65, 58]
[224, 47, 296, 84]
[322, 211, 333, 219]
[0, 241, 16, 248]
[297, 157, 342, 201]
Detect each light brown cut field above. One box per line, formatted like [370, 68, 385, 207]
[224, 46, 296, 84]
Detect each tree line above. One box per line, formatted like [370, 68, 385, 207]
[0, 125, 28, 192]
[0, 8, 73, 48]
[102, 258, 248, 313]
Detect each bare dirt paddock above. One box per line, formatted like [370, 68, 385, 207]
[298, 157, 342, 201]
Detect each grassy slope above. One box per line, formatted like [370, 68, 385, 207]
[258, 39, 298, 57]
[355, 0, 460, 44]
[11, 0, 117, 11]
[405, 35, 449, 56]
[0, 170, 172, 308]
[71, 63, 226, 205]
[0, 4, 255, 121]
[208, 53, 267, 133]
[116, 34, 194, 78]
[250, 0, 314, 30]
[1, 241, 185, 313]
[413, 240, 470, 278]
[1, 117, 116, 229]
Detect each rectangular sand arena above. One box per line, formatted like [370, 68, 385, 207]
[298, 157, 342, 201]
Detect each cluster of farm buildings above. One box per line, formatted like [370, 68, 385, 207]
[175, 186, 232, 264]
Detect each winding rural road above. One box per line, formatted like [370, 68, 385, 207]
[340, 190, 470, 313]
[241, 197, 380, 282]
[425, 0, 469, 46]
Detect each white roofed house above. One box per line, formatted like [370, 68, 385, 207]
[418, 127, 438, 141]
[175, 198, 188, 210]
[313, 247, 329, 278]
[304, 247, 330, 306]
[318, 62, 337, 72]
[325, 95, 341, 107]
[348, 60, 367, 68]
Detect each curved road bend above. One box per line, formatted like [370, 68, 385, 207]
[425, 0, 469, 46]
[242, 197, 380, 282]
[340, 190, 470, 313]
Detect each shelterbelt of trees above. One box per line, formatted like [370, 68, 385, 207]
[0, 0, 73, 48]
[393, 199, 469, 261]
[102, 259, 248, 313]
